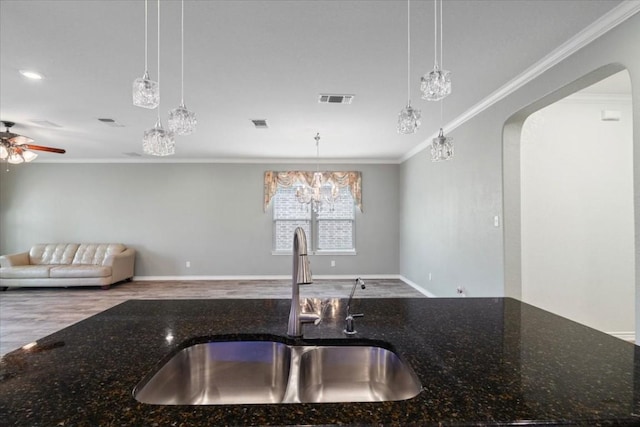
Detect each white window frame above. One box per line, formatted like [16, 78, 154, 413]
[272, 185, 356, 256]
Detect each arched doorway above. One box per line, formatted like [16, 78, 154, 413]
[503, 65, 635, 342]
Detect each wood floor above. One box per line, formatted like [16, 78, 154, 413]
[0, 278, 425, 357]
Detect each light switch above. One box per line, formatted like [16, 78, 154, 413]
[494, 215, 500, 227]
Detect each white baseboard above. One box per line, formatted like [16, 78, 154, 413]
[133, 274, 401, 281]
[398, 276, 435, 297]
[606, 331, 636, 343]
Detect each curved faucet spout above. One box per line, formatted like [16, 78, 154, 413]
[288, 227, 313, 337]
[293, 227, 312, 285]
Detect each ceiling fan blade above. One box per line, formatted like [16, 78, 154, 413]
[8, 134, 34, 144]
[23, 144, 66, 154]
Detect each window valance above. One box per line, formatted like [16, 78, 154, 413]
[264, 171, 362, 212]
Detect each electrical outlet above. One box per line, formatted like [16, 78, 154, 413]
[330, 260, 336, 267]
[186, 261, 191, 268]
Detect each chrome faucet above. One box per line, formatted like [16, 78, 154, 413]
[287, 227, 318, 337]
[344, 277, 366, 335]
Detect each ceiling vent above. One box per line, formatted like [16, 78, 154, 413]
[98, 118, 125, 128]
[123, 152, 142, 157]
[251, 119, 269, 129]
[318, 94, 354, 104]
[29, 119, 62, 128]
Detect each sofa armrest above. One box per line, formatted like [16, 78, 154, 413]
[0, 252, 30, 267]
[103, 248, 136, 283]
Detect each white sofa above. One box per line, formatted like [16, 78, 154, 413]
[0, 243, 135, 290]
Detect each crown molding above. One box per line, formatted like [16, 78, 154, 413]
[560, 93, 632, 104]
[400, 1, 640, 163]
[34, 157, 399, 165]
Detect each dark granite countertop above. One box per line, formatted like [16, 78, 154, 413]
[1, 297, 638, 426]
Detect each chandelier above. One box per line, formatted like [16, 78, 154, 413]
[132, 0, 159, 109]
[397, 0, 421, 134]
[168, 0, 197, 135]
[420, 0, 451, 101]
[142, 0, 175, 156]
[295, 133, 339, 212]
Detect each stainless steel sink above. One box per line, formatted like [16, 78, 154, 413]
[297, 345, 422, 403]
[134, 341, 291, 404]
[133, 340, 421, 405]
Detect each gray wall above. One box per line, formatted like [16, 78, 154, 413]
[399, 9, 640, 332]
[0, 162, 399, 277]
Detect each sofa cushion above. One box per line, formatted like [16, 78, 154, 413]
[72, 244, 126, 265]
[0, 265, 52, 278]
[30, 244, 80, 265]
[49, 265, 111, 278]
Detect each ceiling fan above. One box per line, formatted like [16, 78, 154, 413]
[0, 121, 66, 164]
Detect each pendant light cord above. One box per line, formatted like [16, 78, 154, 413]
[157, 0, 161, 119]
[440, 0, 443, 69]
[433, 0, 437, 67]
[406, 0, 411, 104]
[315, 133, 320, 172]
[181, 0, 185, 104]
[144, 0, 148, 71]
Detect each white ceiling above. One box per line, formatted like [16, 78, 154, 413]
[0, 0, 627, 163]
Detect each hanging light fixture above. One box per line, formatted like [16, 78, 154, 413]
[431, 127, 453, 161]
[0, 145, 37, 164]
[420, 0, 451, 101]
[168, 0, 197, 135]
[133, 0, 159, 109]
[398, 0, 421, 134]
[295, 133, 339, 213]
[143, 0, 175, 156]
[431, 101, 453, 161]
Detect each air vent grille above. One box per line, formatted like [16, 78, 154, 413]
[318, 94, 354, 104]
[29, 120, 62, 128]
[251, 119, 269, 129]
[98, 118, 125, 128]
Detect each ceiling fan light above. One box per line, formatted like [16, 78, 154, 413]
[21, 150, 38, 162]
[7, 152, 25, 164]
[0, 144, 8, 160]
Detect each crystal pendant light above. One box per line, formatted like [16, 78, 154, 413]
[420, 0, 451, 101]
[143, 117, 175, 156]
[431, 128, 453, 161]
[295, 133, 339, 213]
[133, 0, 159, 109]
[398, 0, 421, 134]
[168, 0, 197, 135]
[143, 0, 175, 156]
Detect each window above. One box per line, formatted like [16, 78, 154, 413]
[273, 185, 355, 253]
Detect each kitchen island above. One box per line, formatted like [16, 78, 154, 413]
[0, 297, 638, 426]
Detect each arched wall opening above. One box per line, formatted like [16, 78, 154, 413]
[503, 64, 635, 342]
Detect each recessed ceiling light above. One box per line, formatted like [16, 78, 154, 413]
[19, 70, 44, 80]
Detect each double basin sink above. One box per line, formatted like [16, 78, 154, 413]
[133, 340, 422, 405]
